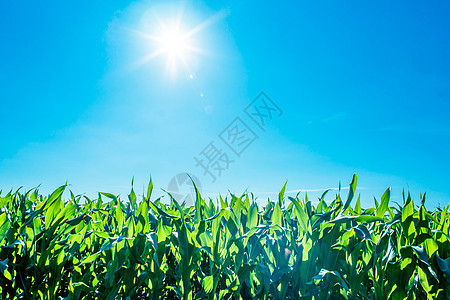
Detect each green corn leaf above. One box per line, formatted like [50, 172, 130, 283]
[402, 197, 416, 240]
[0, 213, 10, 241]
[353, 224, 373, 242]
[355, 195, 361, 215]
[402, 196, 414, 222]
[376, 187, 390, 218]
[2, 239, 25, 249]
[0, 177, 447, 299]
[51, 202, 76, 226]
[66, 213, 89, 227]
[436, 254, 450, 280]
[146, 177, 153, 201]
[354, 215, 384, 223]
[38, 185, 66, 211]
[45, 197, 62, 228]
[79, 252, 100, 266]
[313, 269, 351, 292]
[193, 177, 203, 224]
[116, 199, 124, 229]
[342, 174, 357, 213]
[202, 275, 214, 294]
[411, 245, 438, 281]
[128, 187, 137, 208]
[0, 259, 8, 274]
[248, 203, 258, 229]
[278, 181, 287, 207]
[329, 215, 356, 224]
[99, 192, 117, 201]
[289, 196, 311, 234]
[271, 202, 282, 227]
[72, 282, 94, 292]
[149, 198, 179, 219]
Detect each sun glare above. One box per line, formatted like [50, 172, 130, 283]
[128, 7, 229, 76]
[157, 26, 192, 73]
[161, 29, 186, 56]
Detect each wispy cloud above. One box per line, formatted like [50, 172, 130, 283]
[321, 112, 347, 123]
[236, 186, 360, 196]
[306, 112, 347, 125]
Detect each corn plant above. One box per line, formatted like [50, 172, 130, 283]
[0, 175, 449, 299]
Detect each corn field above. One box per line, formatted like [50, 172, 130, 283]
[0, 175, 449, 299]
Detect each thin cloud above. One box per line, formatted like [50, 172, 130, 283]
[322, 112, 347, 123]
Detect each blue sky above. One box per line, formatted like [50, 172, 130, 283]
[1, 0, 449, 208]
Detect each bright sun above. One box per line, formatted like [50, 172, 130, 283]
[161, 29, 187, 57]
[158, 26, 192, 72]
[131, 22, 199, 75]
[128, 7, 229, 76]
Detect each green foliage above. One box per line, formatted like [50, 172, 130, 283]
[0, 175, 449, 299]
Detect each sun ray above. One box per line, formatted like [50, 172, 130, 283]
[125, 27, 164, 43]
[174, 2, 186, 32]
[128, 48, 166, 70]
[183, 9, 229, 39]
[177, 52, 191, 74]
[183, 45, 207, 54]
[128, 7, 228, 75]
